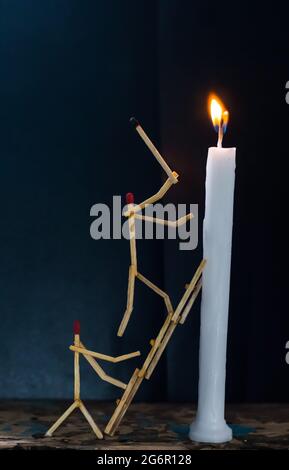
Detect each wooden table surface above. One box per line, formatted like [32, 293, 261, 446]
[0, 401, 288, 450]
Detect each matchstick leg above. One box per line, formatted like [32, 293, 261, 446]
[136, 272, 173, 315]
[117, 266, 136, 337]
[79, 401, 103, 439]
[45, 400, 79, 437]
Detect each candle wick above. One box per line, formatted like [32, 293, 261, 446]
[217, 124, 223, 148]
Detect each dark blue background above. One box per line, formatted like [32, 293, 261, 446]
[0, 0, 288, 402]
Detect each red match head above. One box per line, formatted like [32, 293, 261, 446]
[73, 320, 80, 335]
[126, 192, 134, 204]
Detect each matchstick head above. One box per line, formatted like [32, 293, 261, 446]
[73, 320, 80, 335]
[126, 192, 134, 205]
[129, 117, 139, 128]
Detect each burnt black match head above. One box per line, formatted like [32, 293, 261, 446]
[129, 116, 140, 128]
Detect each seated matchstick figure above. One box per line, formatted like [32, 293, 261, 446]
[45, 320, 141, 439]
[117, 118, 193, 337]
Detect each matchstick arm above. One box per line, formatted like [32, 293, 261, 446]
[78, 341, 128, 389]
[123, 173, 179, 217]
[134, 212, 193, 227]
[130, 117, 178, 184]
[69, 345, 141, 363]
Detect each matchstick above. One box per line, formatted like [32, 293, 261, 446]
[104, 368, 143, 436]
[179, 278, 202, 324]
[117, 265, 136, 337]
[79, 341, 127, 390]
[145, 322, 176, 379]
[117, 193, 138, 337]
[138, 312, 173, 378]
[134, 213, 193, 227]
[130, 117, 178, 184]
[45, 401, 79, 437]
[108, 374, 143, 436]
[69, 345, 141, 363]
[136, 177, 177, 210]
[136, 272, 173, 314]
[78, 401, 103, 439]
[126, 193, 137, 268]
[73, 320, 80, 401]
[104, 369, 139, 435]
[171, 259, 207, 323]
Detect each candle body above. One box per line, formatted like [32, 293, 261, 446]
[190, 146, 236, 443]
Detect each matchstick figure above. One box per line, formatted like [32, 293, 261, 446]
[46, 320, 141, 439]
[117, 119, 193, 337]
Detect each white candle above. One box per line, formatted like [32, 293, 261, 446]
[190, 96, 236, 443]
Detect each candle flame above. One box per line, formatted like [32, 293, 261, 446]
[209, 95, 229, 132]
[208, 94, 229, 147]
